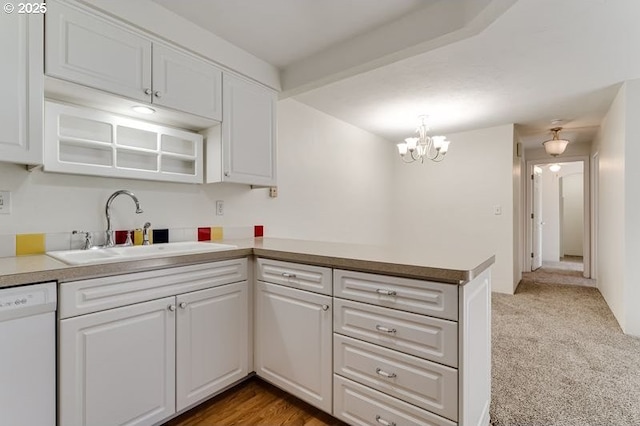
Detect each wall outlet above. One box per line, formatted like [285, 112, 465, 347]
[0, 191, 11, 215]
[269, 187, 278, 198]
[215, 200, 224, 216]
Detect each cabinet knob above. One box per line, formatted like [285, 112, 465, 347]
[179, 302, 187, 309]
[321, 304, 329, 311]
[168, 304, 176, 312]
[375, 415, 396, 426]
[154, 91, 162, 98]
[224, 172, 230, 177]
[144, 88, 152, 95]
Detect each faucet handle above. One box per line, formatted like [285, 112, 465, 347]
[72, 230, 93, 250]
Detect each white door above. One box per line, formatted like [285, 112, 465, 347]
[152, 44, 222, 120]
[0, 13, 43, 165]
[45, 1, 152, 103]
[59, 297, 176, 426]
[532, 170, 543, 270]
[176, 282, 249, 411]
[221, 74, 277, 186]
[255, 281, 332, 412]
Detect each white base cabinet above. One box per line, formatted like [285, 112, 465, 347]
[255, 280, 332, 412]
[58, 260, 249, 426]
[176, 282, 249, 412]
[59, 297, 176, 426]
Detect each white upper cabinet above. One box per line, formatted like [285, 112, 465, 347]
[0, 13, 43, 165]
[45, 1, 151, 104]
[45, 0, 222, 121]
[206, 74, 277, 186]
[152, 44, 222, 120]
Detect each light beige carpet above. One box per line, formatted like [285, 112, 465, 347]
[490, 280, 640, 425]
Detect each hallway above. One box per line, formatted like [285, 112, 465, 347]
[526, 256, 595, 288]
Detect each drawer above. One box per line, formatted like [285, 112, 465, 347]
[59, 258, 247, 318]
[334, 334, 458, 421]
[334, 299, 458, 367]
[334, 270, 458, 321]
[256, 258, 332, 295]
[333, 375, 456, 426]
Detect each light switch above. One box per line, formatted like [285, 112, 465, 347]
[0, 191, 11, 215]
[493, 205, 502, 215]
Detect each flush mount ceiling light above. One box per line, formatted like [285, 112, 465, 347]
[131, 105, 156, 114]
[396, 115, 450, 163]
[543, 127, 569, 157]
[549, 163, 562, 173]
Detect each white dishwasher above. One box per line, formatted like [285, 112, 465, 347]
[0, 282, 56, 426]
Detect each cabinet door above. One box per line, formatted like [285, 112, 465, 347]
[46, 0, 152, 103]
[176, 282, 249, 411]
[0, 13, 42, 165]
[220, 73, 276, 186]
[152, 44, 222, 120]
[255, 281, 332, 412]
[59, 297, 176, 426]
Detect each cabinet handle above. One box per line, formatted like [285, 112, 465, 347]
[168, 304, 176, 312]
[154, 91, 162, 98]
[281, 272, 297, 279]
[321, 304, 329, 311]
[144, 88, 152, 95]
[375, 325, 396, 334]
[375, 368, 397, 378]
[179, 302, 187, 309]
[375, 415, 396, 426]
[376, 289, 397, 296]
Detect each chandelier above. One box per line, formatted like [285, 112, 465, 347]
[396, 115, 450, 163]
[543, 127, 569, 157]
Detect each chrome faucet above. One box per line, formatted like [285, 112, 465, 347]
[105, 190, 143, 247]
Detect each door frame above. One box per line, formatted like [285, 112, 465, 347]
[525, 155, 591, 277]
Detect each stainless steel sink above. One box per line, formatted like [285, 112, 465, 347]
[47, 241, 238, 265]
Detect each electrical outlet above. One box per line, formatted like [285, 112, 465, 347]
[215, 200, 224, 216]
[269, 187, 278, 198]
[0, 191, 11, 215]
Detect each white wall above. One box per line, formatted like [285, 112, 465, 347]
[594, 84, 626, 331]
[622, 79, 640, 337]
[561, 173, 583, 256]
[0, 99, 393, 246]
[391, 124, 517, 294]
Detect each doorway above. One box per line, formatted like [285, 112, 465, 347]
[526, 157, 591, 278]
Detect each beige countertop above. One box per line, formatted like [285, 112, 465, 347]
[0, 238, 494, 289]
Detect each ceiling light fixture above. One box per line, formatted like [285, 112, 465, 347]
[396, 115, 450, 163]
[131, 105, 156, 114]
[543, 127, 569, 157]
[549, 163, 561, 173]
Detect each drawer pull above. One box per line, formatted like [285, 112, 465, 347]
[375, 368, 397, 378]
[376, 289, 397, 296]
[281, 272, 297, 279]
[375, 415, 396, 426]
[375, 325, 397, 334]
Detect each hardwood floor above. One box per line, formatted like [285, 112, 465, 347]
[163, 377, 346, 426]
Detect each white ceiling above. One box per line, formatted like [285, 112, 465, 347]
[151, 0, 435, 68]
[152, 0, 640, 150]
